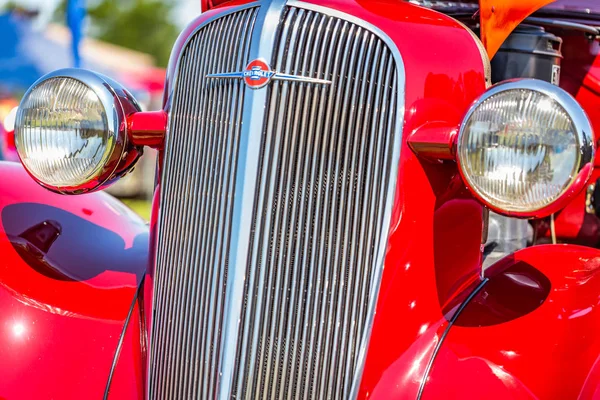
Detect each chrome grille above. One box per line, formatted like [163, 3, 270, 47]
[233, 7, 398, 400]
[151, 3, 402, 400]
[150, 7, 258, 400]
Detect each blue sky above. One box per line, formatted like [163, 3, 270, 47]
[0, 0, 201, 27]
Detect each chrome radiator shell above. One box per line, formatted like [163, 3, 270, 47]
[150, 2, 405, 399]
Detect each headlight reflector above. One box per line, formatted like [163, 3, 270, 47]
[16, 77, 112, 188]
[458, 79, 594, 216]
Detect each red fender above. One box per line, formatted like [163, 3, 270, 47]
[0, 162, 148, 399]
[423, 244, 600, 399]
[548, 35, 600, 246]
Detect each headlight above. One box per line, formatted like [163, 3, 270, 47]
[15, 69, 142, 194]
[457, 79, 594, 217]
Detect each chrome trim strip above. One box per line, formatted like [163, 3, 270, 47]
[103, 280, 143, 400]
[272, 73, 331, 84]
[206, 72, 246, 79]
[287, 2, 406, 398]
[207, 71, 331, 84]
[416, 278, 489, 400]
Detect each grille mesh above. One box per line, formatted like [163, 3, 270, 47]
[150, 8, 258, 400]
[233, 7, 398, 399]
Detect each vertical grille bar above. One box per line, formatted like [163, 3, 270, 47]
[150, 8, 258, 400]
[233, 6, 399, 400]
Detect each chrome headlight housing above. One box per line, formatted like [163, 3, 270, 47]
[457, 79, 595, 218]
[14, 69, 143, 194]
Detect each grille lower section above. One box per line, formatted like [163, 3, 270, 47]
[150, 8, 258, 400]
[151, 4, 400, 400]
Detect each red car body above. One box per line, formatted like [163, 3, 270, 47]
[2, 0, 600, 399]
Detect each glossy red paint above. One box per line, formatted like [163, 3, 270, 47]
[4, 128, 14, 151]
[560, 35, 600, 166]
[0, 161, 148, 399]
[423, 244, 600, 399]
[200, 0, 230, 12]
[541, 168, 600, 247]
[541, 34, 600, 245]
[127, 111, 168, 149]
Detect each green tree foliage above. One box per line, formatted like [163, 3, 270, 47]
[56, 0, 180, 67]
[2, 1, 40, 17]
[2, 1, 19, 10]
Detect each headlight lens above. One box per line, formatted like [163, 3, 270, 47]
[16, 77, 113, 188]
[458, 79, 594, 216]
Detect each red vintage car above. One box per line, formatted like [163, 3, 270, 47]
[3, 0, 600, 398]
